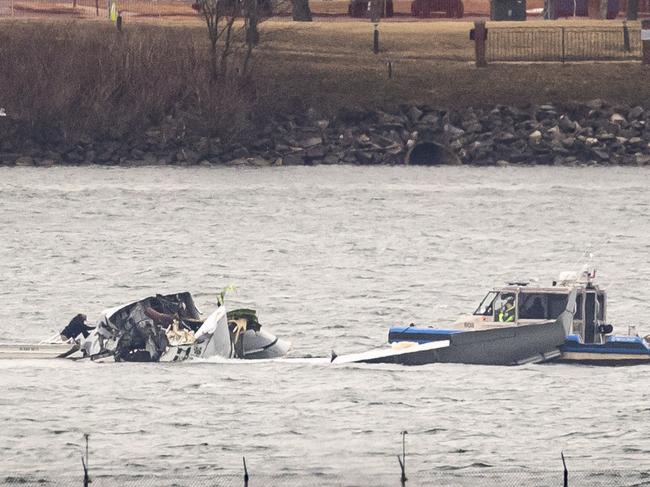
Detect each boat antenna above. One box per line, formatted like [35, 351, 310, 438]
[572, 236, 613, 274]
[571, 247, 594, 272]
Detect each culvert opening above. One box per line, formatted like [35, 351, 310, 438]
[406, 142, 445, 165]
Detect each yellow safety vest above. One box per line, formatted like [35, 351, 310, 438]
[499, 306, 515, 322]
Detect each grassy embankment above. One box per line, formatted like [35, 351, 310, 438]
[1, 17, 648, 144]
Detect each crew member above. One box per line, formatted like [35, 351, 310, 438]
[60, 314, 95, 341]
[498, 296, 516, 322]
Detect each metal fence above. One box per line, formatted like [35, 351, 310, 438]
[3, 470, 650, 487]
[486, 25, 642, 62]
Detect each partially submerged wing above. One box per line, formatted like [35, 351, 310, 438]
[330, 340, 451, 365]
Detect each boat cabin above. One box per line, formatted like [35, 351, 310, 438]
[472, 270, 610, 344]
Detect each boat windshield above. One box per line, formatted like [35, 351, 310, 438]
[474, 291, 498, 316]
[518, 292, 568, 320]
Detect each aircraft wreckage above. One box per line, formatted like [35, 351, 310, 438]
[0, 292, 290, 362]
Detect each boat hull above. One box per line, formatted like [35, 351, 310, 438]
[555, 334, 650, 366]
[386, 321, 567, 365]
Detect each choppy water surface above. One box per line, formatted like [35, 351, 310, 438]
[1, 166, 650, 483]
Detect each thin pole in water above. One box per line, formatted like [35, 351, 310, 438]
[397, 431, 407, 486]
[243, 456, 249, 487]
[81, 434, 90, 487]
[561, 451, 568, 487]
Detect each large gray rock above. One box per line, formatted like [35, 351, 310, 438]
[592, 149, 610, 161]
[229, 146, 249, 159]
[0, 153, 19, 164]
[444, 124, 465, 139]
[300, 137, 323, 148]
[14, 156, 34, 166]
[225, 157, 249, 166]
[559, 115, 577, 132]
[322, 154, 341, 165]
[305, 145, 326, 160]
[282, 153, 305, 166]
[586, 99, 606, 110]
[248, 157, 272, 167]
[628, 106, 645, 121]
[407, 106, 423, 123]
[635, 153, 650, 165]
[142, 153, 158, 165]
[495, 132, 516, 144]
[610, 113, 627, 125]
[355, 150, 374, 163]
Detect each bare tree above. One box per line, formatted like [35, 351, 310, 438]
[194, 0, 266, 81]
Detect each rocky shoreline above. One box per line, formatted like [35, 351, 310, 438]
[2, 99, 650, 167]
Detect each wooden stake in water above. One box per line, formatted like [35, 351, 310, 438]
[243, 456, 249, 487]
[81, 434, 90, 487]
[397, 431, 407, 486]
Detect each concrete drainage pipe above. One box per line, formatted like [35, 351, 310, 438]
[405, 142, 457, 165]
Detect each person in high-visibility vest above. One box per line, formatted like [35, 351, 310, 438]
[109, 0, 117, 21]
[497, 295, 516, 322]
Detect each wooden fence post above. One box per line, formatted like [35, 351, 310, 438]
[473, 20, 487, 67]
[643, 19, 650, 64]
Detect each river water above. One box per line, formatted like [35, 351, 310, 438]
[1, 166, 650, 486]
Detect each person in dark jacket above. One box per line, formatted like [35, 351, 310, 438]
[60, 314, 95, 341]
